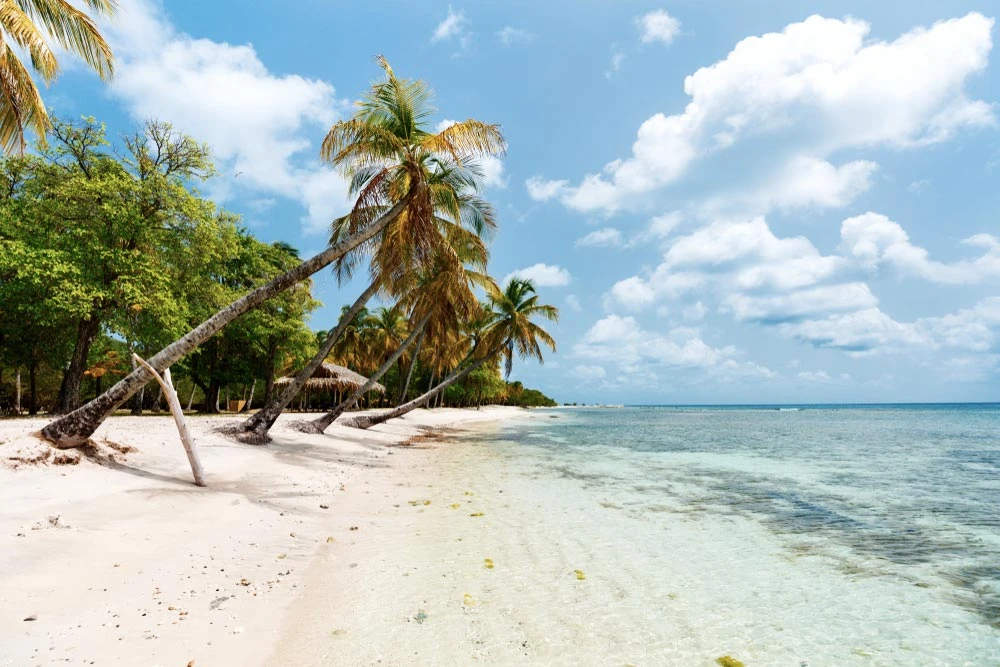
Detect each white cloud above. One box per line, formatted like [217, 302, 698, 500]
[544, 13, 995, 214]
[504, 263, 572, 288]
[908, 179, 931, 193]
[437, 120, 506, 188]
[778, 298, 1000, 356]
[574, 315, 774, 378]
[431, 7, 467, 43]
[496, 26, 534, 46]
[639, 9, 681, 45]
[525, 176, 568, 201]
[566, 294, 582, 312]
[576, 227, 624, 247]
[723, 283, 878, 322]
[841, 213, 1000, 284]
[682, 302, 707, 321]
[105, 0, 351, 234]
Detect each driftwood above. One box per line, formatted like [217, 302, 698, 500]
[132, 354, 206, 487]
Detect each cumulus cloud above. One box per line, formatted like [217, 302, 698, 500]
[533, 13, 995, 214]
[841, 213, 1000, 284]
[639, 9, 681, 45]
[104, 0, 351, 234]
[797, 370, 832, 382]
[574, 315, 774, 378]
[503, 263, 572, 287]
[525, 176, 568, 201]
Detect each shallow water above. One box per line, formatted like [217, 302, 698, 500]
[478, 405, 1000, 665]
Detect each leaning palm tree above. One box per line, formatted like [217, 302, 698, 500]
[0, 0, 117, 153]
[237, 154, 499, 443]
[41, 57, 505, 448]
[307, 239, 492, 433]
[345, 278, 557, 430]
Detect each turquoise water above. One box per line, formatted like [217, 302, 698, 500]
[491, 404, 1000, 663]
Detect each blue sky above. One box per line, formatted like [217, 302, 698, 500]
[47, 0, 1000, 404]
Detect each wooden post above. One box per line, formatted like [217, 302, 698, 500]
[132, 354, 207, 487]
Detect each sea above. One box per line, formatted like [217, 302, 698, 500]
[471, 404, 1000, 665]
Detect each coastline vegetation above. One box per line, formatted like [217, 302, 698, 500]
[0, 59, 558, 439]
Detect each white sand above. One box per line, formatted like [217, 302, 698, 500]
[0, 407, 527, 667]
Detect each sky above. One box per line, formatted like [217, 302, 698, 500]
[44, 0, 1000, 405]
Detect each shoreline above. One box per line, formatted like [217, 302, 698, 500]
[0, 407, 531, 666]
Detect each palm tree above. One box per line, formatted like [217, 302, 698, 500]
[1, 0, 117, 153]
[237, 116, 500, 443]
[346, 278, 557, 430]
[41, 57, 505, 448]
[308, 240, 492, 433]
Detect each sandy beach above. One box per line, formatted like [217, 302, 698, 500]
[0, 407, 531, 667]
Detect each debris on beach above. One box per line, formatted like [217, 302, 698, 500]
[574, 569, 586, 580]
[484, 558, 494, 569]
[326, 536, 336, 543]
[715, 657, 745, 667]
[450, 503, 461, 509]
[414, 610, 428, 624]
[463, 593, 477, 606]
[470, 512, 484, 517]
[464, 491, 474, 496]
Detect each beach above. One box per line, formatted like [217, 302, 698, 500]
[0, 407, 531, 666]
[4, 405, 1000, 666]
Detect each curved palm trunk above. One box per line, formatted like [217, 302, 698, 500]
[308, 314, 430, 433]
[396, 328, 425, 406]
[239, 281, 379, 441]
[347, 356, 488, 430]
[40, 197, 410, 449]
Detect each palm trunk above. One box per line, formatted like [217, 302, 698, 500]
[347, 356, 489, 430]
[40, 197, 410, 448]
[396, 328, 425, 406]
[308, 314, 430, 433]
[55, 315, 101, 414]
[240, 281, 379, 441]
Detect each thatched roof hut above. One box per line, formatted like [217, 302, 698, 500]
[274, 362, 385, 394]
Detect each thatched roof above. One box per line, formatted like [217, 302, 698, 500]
[274, 362, 385, 393]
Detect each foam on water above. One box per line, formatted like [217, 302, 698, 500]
[476, 405, 1000, 664]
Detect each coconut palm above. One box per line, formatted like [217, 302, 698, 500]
[308, 236, 493, 433]
[0, 0, 117, 153]
[239, 150, 499, 443]
[346, 278, 557, 430]
[41, 57, 505, 448]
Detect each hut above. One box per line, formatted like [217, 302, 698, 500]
[274, 363, 385, 411]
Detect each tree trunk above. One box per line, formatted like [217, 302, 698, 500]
[55, 315, 101, 414]
[239, 379, 256, 413]
[39, 194, 411, 449]
[240, 281, 379, 441]
[128, 350, 144, 416]
[186, 383, 197, 411]
[347, 357, 489, 430]
[307, 315, 430, 433]
[15, 369, 21, 415]
[28, 360, 37, 416]
[397, 329, 425, 406]
[202, 381, 221, 414]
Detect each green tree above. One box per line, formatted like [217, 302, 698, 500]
[347, 277, 557, 429]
